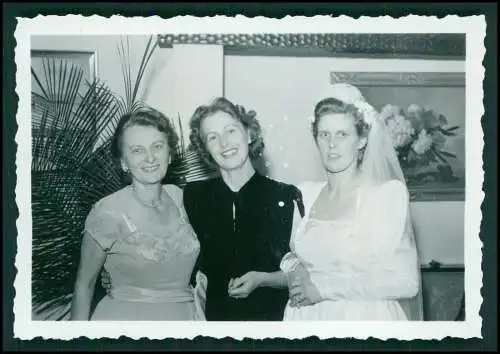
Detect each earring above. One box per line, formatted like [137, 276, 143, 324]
[357, 149, 365, 164]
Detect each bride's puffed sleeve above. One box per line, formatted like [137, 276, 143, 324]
[279, 199, 303, 273]
[314, 180, 420, 301]
[279, 182, 311, 274]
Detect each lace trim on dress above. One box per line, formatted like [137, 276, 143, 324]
[108, 186, 200, 262]
[118, 213, 199, 263]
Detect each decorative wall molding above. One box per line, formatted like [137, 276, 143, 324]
[408, 183, 465, 202]
[331, 71, 466, 87]
[158, 33, 465, 59]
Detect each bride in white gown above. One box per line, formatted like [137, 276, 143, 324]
[280, 83, 424, 321]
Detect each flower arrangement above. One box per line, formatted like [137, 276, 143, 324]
[379, 103, 460, 183]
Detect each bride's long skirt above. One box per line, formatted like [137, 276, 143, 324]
[283, 298, 408, 321]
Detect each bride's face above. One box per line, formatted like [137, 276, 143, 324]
[316, 113, 367, 174]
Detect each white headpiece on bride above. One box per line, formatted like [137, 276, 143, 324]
[320, 83, 378, 126]
[316, 83, 424, 321]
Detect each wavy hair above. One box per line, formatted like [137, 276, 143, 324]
[312, 97, 371, 141]
[189, 97, 265, 168]
[111, 107, 179, 162]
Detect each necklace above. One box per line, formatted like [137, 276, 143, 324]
[131, 185, 164, 209]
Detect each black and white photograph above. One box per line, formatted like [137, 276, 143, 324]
[13, 14, 485, 340]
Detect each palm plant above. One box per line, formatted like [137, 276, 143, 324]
[31, 58, 120, 320]
[163, 113, 219, 187]
[31, 35, 216, 320]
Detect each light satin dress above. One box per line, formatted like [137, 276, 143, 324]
[281, 180, 420, 321]
[84, 184, 205, 321]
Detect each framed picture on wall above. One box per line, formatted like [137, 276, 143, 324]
[31, 50, 98, 172]
[31, 50, 97, 123]
[331, 71, 466, 202]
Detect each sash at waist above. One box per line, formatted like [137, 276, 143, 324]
[108, 286, 195, 303]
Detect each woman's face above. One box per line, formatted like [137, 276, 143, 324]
[120, 124, 170, 186]
[316, 113, 367, 174]
[200, 111, 251, 172]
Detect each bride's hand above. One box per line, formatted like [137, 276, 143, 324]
[287, 265, 322, 307]
[289, 281, 322, 307]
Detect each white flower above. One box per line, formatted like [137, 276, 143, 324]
[411, 129, 433, 155]
[353, 100, 378, 126]
[380, 104, 402, 121]
[407, 104, 424, 116]
[386, 114, 415, 148]
[393, 114, 408, 126]
[306, 116, 315, 129]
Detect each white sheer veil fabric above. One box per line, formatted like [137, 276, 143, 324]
[322, 83, 425, 321]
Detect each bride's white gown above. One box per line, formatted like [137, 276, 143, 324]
[281, 180, 420, 321]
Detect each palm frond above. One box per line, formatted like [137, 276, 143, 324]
[79, 140, 127, 208]
[177, 113, 185, 156]
[132, 35, 158, 103]
[116, 35, 157, 115]
[31, 58, 120, 316]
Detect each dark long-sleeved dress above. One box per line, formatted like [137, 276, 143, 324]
[183, 173, 304, 321]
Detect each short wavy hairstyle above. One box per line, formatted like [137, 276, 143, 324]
[111, 107, 179, 162]
[312, 97, 370, 141]
[189, 97, 265, 169]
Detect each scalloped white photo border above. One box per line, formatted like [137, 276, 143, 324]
[13, 14, 486, 340]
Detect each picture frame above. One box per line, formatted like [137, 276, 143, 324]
[157, 33, 466, 60]
[31, 50, 98, 172]
[330, 71, 466, 202]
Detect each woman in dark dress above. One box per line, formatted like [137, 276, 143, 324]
[183, 97, 304, 321]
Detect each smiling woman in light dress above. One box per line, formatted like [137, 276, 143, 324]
[280, 84, 424, 321]
[70, 108, 204, 321]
